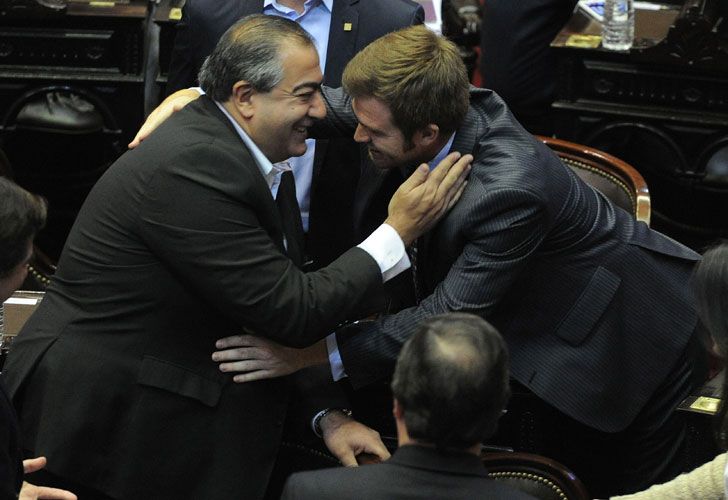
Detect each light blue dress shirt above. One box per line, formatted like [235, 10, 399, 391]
[214, 100, 408, 281]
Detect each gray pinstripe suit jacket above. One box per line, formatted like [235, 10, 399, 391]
[319, 87, 701, 433]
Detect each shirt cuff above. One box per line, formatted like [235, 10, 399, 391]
[192, 86, 205, 95]
[326, 333, 346, 381]
[357, 223, 410, 283]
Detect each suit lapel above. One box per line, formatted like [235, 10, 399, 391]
[353, 162, 396, 235]
[237, 0, 265, 18]
[449, 101, 482, 165]
[420, 100, 482, 288]
[324, 0, 359, 87]
[199, 97, 294, 261]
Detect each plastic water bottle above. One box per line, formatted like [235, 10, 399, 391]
[602, 0, 634, 51]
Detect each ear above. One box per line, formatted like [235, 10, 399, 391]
[231, 81, 255, 119]
[393, 398, 404, 420]
[413, 123, 440, 148]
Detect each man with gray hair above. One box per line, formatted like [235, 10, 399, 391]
[2, 15, 470, 500]
[281, 313, 534, 499]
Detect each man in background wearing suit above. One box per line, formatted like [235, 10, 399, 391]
[479, 0, 578, 135]
[160, 0, 425, 269]
[212, 26, 705, 497]
[281, 313, 534, 500]
[3, 17, 470, 500]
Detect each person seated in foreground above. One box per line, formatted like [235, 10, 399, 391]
[0, 177, 75, 500]
[610, 242, 728, 500]
[281, 312, 535, 499]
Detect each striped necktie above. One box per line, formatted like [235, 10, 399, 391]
[407, 238, 421, 303]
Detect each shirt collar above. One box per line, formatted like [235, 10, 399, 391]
[388, 445, 489, 477]
[214, 101, 291, 188]
[427, 132, 456, 171]
[263, 0, 333, 14]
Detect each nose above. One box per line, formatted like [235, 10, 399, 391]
[353, 124, 369, 144]
[308, 90, 326, 119]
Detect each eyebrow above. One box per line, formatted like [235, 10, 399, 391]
[353, 112, 386, 136]
[291, 82, 322, 94]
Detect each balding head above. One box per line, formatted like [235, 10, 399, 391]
[391, 312, 510, 451]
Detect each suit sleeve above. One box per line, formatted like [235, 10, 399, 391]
[337, 186, 549, 388]
[136, 144, 382, 348]
[288, 366, 350, 442]
[280, 473, 303, 500]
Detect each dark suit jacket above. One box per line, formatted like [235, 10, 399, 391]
[479, 0, 578, 133]
[281, 445, 536, 499]
[2, 96, 384, 500]
[166, 0, 424, 267]
[0, 381, 23, 499]
[318, 87, 701, 433]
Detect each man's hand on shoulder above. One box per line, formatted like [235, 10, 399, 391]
[212, 335, 328, 382]
[320, 411, 391, 467]
[385, 152, 472, 245]
[128, 88, 202, 148]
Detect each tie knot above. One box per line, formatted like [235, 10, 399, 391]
[273, 161, 292, 173]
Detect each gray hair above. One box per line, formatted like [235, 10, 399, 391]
[198, 14, 315, 101]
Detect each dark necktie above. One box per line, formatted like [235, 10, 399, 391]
[276, 170, 305, 268]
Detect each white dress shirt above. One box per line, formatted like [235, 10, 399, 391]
[215, 101, 410, 280]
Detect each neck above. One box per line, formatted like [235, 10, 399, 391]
[428, 135, 451, 162]
[396, 419, 482, 457]
[221, 100, 280, 163]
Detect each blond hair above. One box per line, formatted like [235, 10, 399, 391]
[343, 26, 469, 142]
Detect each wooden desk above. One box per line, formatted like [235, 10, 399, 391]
[550, 1, 728, 248]
[553, 6, 679, 48]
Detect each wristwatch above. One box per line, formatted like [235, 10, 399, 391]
[311, 407, 353, 438]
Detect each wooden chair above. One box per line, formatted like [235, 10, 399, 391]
[536, 135, 651, 225]
[482, 450, 590, 500]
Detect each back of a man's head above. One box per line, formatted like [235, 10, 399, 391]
[0, 177, 46, 279]
[391, 312, 510, 451]
[342, 25, 470, 141]
[198, 14, 315, 101]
